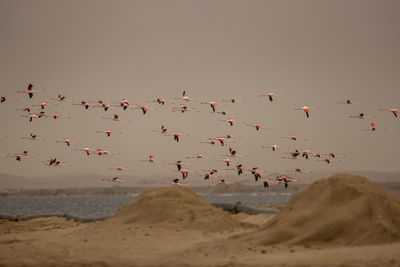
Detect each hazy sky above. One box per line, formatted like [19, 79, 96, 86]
[0, 0, 399, 182]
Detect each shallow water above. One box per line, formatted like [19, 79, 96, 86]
[0, 192, 293, 219]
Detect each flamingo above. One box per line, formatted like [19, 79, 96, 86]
[102, 114, 132, 122]
[214, 111, 239, 116]
[148, 98, 174, 105]
[16, 107, 33, 113]
[302, 150, 312, 159]
[248, 167, 262, 182]
[245, 123, 269, 131]
[201, 101, 221, 112]
[75, 147, 91, 156]
[294, 105, 314, 118]
[363, 122, 387, 132]
[263, 179, 273, 188]
[171, 104, 198, 113]
[219, 118, 240, 126]
[209, 137, 226, 146]
[349, 113, 374, 119]
[46, 114, 71, 120]
[42, 158, 68, 166]
[226, 164, 245, 176]
[221, 97, 245, 104]
[217, 158, 232, 167]
[379, 108, 398, 118]
[21, 113, 39, 122]
[282, 149, 303, 160]
[1, 96, 17, 103]
[102, 177, 127, 182]
[109, 167, 132, 171]
[94, 149, 120, 156]
[17, 83, 44, 99]
[337, 99, 363, 104]
[161, 178, 189, 186]
[200, 140, 216, 145]
[165, 132, 190, 142]
[286, 168, 312, 173]
[113, 99, 131, 110]
[56, 138, 79, 146]
[276, 175, 296, 188]
[51, 94, 67, 102]
[262, 144, 281, 151]
[186, 153, 209, 159]
[140, 155, 156, 163]
[92, 100, 110, 111]
[174, 91, 191, 102]
[167, 160, 190, 171]
[133, 105, 157, 115]
[259, 92, 283, 102]
[281, 135, 307, 142]
[152, 125, 168, 134]
[73, 101, 90, 110]
[97, 129, 122, 137]
[21, 133, 42, 141]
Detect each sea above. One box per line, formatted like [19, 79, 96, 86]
[0, 192, 293, 219]
[2, 190, 399, 219]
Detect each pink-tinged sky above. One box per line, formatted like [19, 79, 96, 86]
[0, 0, 399, 182]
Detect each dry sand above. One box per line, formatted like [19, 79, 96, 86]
[1, 174, 400, 267]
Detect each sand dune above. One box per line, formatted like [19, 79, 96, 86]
[1, 174, 400, 266]
[106, 186, 241, 231]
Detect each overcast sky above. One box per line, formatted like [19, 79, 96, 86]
[0, 0, 399, 183]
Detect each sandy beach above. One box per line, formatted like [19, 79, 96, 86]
[1, 174, 400, 267]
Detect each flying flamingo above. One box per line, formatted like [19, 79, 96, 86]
[75, 147, 91, 156]
[221, 97, 245, 104]
[165, 132, 190, 142]
[147, 98, 174, 105]
[102, 114, 132, 122]
[51, 94, 68, 102]
[245, 123, 269, 131]
[17, 83, 44, 99]
[16, 107, 33, 113]
[262, 144, 281, 151]
[337, 99, 363, 104]
[302, 150, 312, 159]
[46, 114, 72, 120]
[94, 149, 120, 156]
[363, 122, 387, 132]
[73, 101, 90, 110]
[152, 125, 168, 134]
[113, 99, 131, 110]
[174, 91, 191, 102]
[21, 113, 39, 122]
[21, 133, 43, 141]
[286, 168, 312, 173]
[102, 177, 128, 182]
[166, 160, 190, 171]
[109, 167, 132, 171]
[379, 108, 398, 118]
[247, 167, 263, 182]
[200, 140, 216, 145]
[219, 118, 242, 126]
[294, 105, 314, 118]
[214, 110, 239, 116]
[171, 104, 198, 113]
[225, 164, 245, 176]
[96, 130, 122, 137]
[92, 100, 110, 111]
[349, 113, 374, 119]
[140, 155, 156, 163]
[1, 96, 17, 103]
[56, 138, 79, 146]
[186, 153, 210, 159]
[161, 178, 189, 186]
[281, 135, 308, 142]
[259, 92, 283, 102]
[42, 158, 68, 166]
[276, 175, 296, 188]
[263, 179, 273, 188]
[201, 101, 222, 112]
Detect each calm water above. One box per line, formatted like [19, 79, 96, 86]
[0, 192, 292, 219]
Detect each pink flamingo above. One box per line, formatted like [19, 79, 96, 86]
[379, 108, 398, 118]
[17, 83, 44, 99]
[96, 130, 122, 137]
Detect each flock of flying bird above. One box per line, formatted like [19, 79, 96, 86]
[1, 84, 398, 189]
